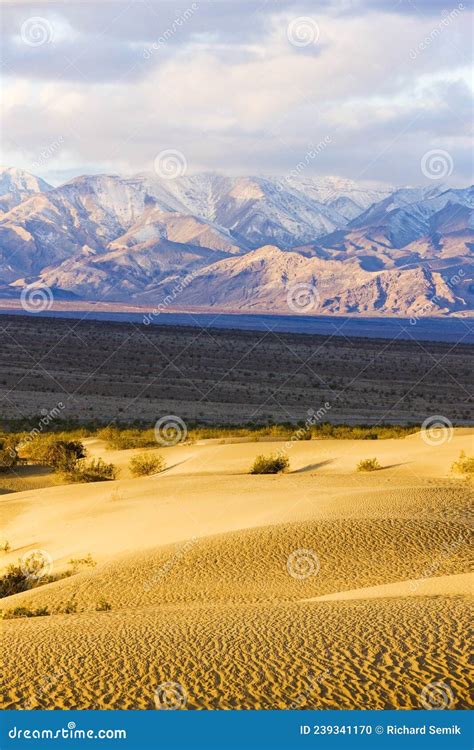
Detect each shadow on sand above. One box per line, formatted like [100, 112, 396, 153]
[292, 459, 334, 473]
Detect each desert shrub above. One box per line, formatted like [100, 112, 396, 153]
[250, 454, 290, 474]
[62, 458, 117, 483]
[0, 436, 19, 472]
[187, 423, 419, 441]
[129, 453, 165, 477]
[68, 553, 97, 573]
[1, 541, 11, 553]
[188, 424, 292, 441]
[59, 600, 78, 614]
[96, 598, 112, 612]
[97, 426, 156, 450]
[0, 560, 66, 598]
[0, 563, 33, 598]
[451, 451, 474, 475]
[3, 606, 49, 619]
[357, 457, 381, 472]
[22, 436, 86, 472]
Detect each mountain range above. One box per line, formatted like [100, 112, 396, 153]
[0, 165, 472, 317]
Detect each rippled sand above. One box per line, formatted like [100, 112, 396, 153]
[1, 431, 472, 710]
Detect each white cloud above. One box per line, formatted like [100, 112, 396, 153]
[1, 1, 472, 185]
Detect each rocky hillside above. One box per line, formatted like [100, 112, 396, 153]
[0, 166, 472, 316]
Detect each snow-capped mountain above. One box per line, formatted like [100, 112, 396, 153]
[0, 165, 472, 317]
[0, 166, 51, 215]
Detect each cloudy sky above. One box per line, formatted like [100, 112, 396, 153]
[1, 0, 472, 186]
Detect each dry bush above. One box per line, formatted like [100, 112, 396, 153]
[3, 606, 50, 619]
[0, 436, 19, 472]
[357, 457, 381, 472]
[250, 454, 289, 474]
[98, 426, 155, 449]
[22, 436, 86, 472]
[62, 458, 117, 483]
[129, 453, 166, 477]
[451, 451, 474, 475]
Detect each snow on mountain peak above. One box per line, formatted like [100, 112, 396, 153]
[0, 166, 472, 317]
[0, 165, 51, 196]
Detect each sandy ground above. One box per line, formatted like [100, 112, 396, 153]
[1, 430, 472, 710]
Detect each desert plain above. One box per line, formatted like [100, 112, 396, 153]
[1, 428, 472, 710]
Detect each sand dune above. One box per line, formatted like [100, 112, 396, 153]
[1, 431, 472, 570]
[304, 572, 473, 602]
[3, 598, 472, 710]
[85, 428, 474, 478]
[1, 431, 473, 710]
